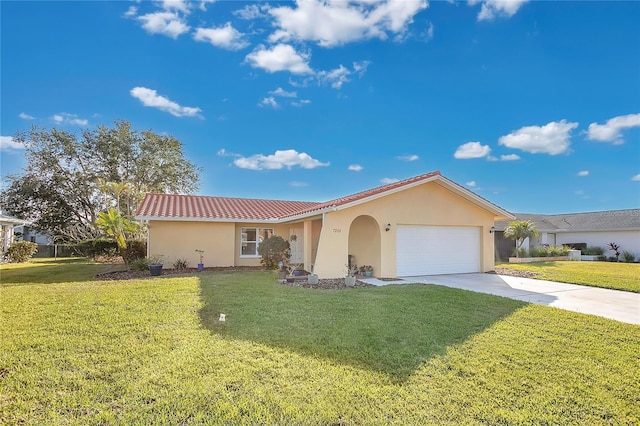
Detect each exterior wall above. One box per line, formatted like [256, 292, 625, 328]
[556, 230, 640, 260]
[313, 182, 496, 278]
[148, 220, 236, 267]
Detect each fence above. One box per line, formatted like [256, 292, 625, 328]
[33, 244, 78, 258]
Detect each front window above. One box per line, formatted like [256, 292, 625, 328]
[241, 228, 274, 256]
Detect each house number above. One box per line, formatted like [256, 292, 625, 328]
[333, 228, 341, 233]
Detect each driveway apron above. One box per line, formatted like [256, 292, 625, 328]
[360, 273, 640, 325]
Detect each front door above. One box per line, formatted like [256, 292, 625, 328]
[289, 228, 304, 264]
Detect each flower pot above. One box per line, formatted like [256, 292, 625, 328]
[364, 271, 372, 277]
[308, 274, 319, 285]
[198, 263, 204, 272]
[345, 276, 356, 287]
[286, 276, 295, 283]
[149, 264, 163, 276]
[292, 269, 303, 276]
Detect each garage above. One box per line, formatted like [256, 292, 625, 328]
[396, 225, 481, 276]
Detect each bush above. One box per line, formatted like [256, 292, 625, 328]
[129, 257, 149, 271]
[622, 251, 636, 263]
[172, 258, 189, 270]
[257, 235, 290, 270]
[76, 239, 119, 257]
[120, 240, 147, 264]
[528, 245, 570, 257]
[5, 241, 38, 263]
[583, 246, 604, 255]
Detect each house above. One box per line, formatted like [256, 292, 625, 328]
[14, 225, 54, 245]
[135, 171, 513, 278]
[494, 209, 640, 261]
[0, 213, 29, 253]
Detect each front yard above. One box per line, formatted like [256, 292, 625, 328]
[1, 260, 638, 424]
[496, 260, 640, 292]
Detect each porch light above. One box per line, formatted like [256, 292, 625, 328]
[385, 223, 391, 232]
[489, 226, 495, 234]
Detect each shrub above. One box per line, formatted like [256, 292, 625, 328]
[583, 246, 604, 255]
[76, 239, 119, 257]
[130, 257, 149, 271]
[172, 258, 189, 270]
[5, 241, 38, 263]
[257, 235, 290, 270]
[607, 242, 621, 262]
[622, 251, 636, 263]
[120, 240, 146, 264]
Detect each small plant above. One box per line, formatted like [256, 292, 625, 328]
[607, 242, 621, 262]
[148, 254, 164, 265]
[345, 264, 358, 277]
[5, 241, 38, 263]
[195, 249, 204, 264]
[130, 257, 149, 271]
[172, 258, 189, 270]
[622, 251, 636, 263]
[583, 246, 604, 256]
[120, 240, 147, 264]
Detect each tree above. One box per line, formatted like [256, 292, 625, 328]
[503, 220, 539, 257]
[95, 207, 140, 250]
[0, 120, 200, 242]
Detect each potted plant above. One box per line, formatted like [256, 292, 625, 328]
[148, 255, 164, 276]
[195, 249, 204, 271]
[345, 264, 357, 287]
[285, 262, 303, 283]
[362, 265, 373, 277]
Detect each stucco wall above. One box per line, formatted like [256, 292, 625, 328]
[556, 230, 640, 260]
[313, 182, 496, 278]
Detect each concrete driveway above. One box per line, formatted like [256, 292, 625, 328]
[361, 273, 640, 325]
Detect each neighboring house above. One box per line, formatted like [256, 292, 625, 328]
[14, 225, 54, 245]
[0, 213, 29, 253]
[135, 171, 513, 278]
[494, 209, 640, 261]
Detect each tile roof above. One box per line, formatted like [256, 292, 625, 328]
[494, 209, 640, 232]
[136, 171, 512, 221]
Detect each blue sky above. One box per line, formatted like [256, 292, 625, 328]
[1, 0, 639, 215]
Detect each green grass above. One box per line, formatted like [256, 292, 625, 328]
[0, 257, 120, 285]
[1, 261, 639, 424]
[497, 260, 640, 292]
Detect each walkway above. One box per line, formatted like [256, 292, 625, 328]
[360, 273, 640, 325]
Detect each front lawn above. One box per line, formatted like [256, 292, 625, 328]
[1, 261, 638, 424]
[496, 260, 640, 292]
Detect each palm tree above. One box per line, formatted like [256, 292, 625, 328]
[95, 207, 139, 250]
[503, 220, 539, 257]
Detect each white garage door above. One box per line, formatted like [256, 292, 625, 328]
[396, 225, 480, 276]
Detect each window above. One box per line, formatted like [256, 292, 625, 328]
[241, 227, 274, 256]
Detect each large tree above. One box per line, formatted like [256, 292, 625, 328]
[0, 120, 200, 242]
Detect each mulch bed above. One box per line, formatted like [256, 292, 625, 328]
[279, 277, 375, 289]
[489, 267, 540, 279]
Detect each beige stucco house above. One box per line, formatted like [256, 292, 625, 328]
[135, 171, 513, 278]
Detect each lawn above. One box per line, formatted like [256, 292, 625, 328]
[1, 260, 639, 424]
[497, 260, 640, 292]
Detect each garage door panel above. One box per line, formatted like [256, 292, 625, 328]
[397, 225, 480, 276]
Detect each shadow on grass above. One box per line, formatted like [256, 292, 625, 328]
[0, 258, 121, 286]
[198, 271, 526, 382]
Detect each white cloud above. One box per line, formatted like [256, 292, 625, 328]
[632, 174, 640, 182]
[498, 120, 578, 155]
[317, 61, 371, 89]
[269, 87, 297, 98]
[233, 149, 330, 170]
[291, 99, 311, 107]
[587, 113, 640, 145]
[397, 154, 419, 161]
[51, 113, 89, 126]
[160, 0, 191, 14]
[245, 44, 313, 75]
[500, 154, 520, 161]
[138, 11, 190, 39]
[258, 97, 279, 108]
[454, 141, 491, 159]
[471, 0, 529, 21]
[130, 86, 202, 117]
[0, 136, 25, 152]
[268, 0, 428, 47]
[380, 177, 399, 184]
[466, 181, 477, 188]
[124, 6, 138, 17]
[19, 112, 35, 120]
[577, 170, 589, 177]
[289, 181, 309, 187]
[348, 164, 363, 171]
[193, 22, 249, 50]
[198, 0, 215, 12]
[234, 4, 269, 20]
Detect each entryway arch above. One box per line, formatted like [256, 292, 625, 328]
[348, 215, 381, 276]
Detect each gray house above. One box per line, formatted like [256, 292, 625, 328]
[494, 209, 640, 261]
